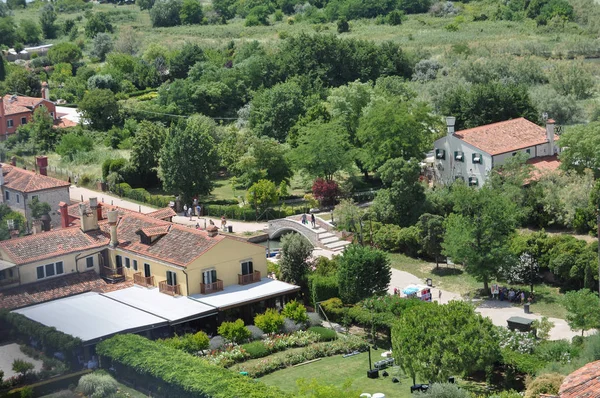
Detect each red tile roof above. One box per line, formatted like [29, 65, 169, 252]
[559, 359, 600, 398]
[139, 225, 171, 237]
[2, 95, 49, 116]
[54, 118, 77, 129]
[0, 227, 109, 265]
[454, 118, 558, 156]
[0, 271, 131, 310]
[526, 155, 561, 182]
[1, 164, 71, 193]
[111, 213, 225, 267]
[146, 207, 177, 220]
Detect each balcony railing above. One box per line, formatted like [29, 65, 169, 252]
[200, 279, 223, 294]
[159, 280, 181, 296]
[238, 270, 261, 285]
[133, 272, 155, 287]
[100, 266, 125, 283]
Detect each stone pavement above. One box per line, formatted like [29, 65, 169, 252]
[0, 343, 43, 378]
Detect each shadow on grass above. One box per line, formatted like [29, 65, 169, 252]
[431, 267, 464, 277]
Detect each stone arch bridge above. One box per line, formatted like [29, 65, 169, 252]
[266, 217, 350, 252]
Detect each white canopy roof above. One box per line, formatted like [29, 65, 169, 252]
[13, 292, 168, 344]
[103, 286, 217, 325]
[0, 259, 16, 271]
[191, 278, 300, 310]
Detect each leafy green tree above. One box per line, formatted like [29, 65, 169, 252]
[150, 0, 182, 27]
[548, 60, 595, 100]
[442, 185, 519, 293]
[130, 121, 168, 182]
[327, 80, 373, 144]
[0, 55, 5, 81]
[370, 158, 426, 227]
[79, 89, 120, 131]
[137, 0, 156, 10]
[90, 32, 113, 61]
[48, 42, 82, 65]
[245, 5, 270, 26]
[169, 42, 204, 79]
[12, 359, 34, 377]
[336, 18, 349, 33]
[3, 68, 40, 96]
[85, 12, 113, 38]
[25, 106, 56, 152]
[28, 197, 51, 220]
[18, 20, 41, 45]
[249, 80, 305, 142]
[233, 135, 292, 188]
[418, 213, 445, 267]
[254, 308, 285, 335]
[247, 179, 279, 212]
[387, 10, 403, 24]
[562, 289, 600, 336]
[159, 115, 218, 202]
[39, 4, 57, 39]
[282, 300, 308, 323]
[437, 81, 538, 131]
[279, 233, 313, 289]
[212, 0, 236, 20]
[55, 132, 94, 161]
[558, 123, 600, 175]
[337, 244, 391, 304]
[7, 0, 26, 9]
[0, 17, 17, 47]
[217, 319, 251, 344]
[290, 121, 354, 180]
[357, 97, 438, 171]
[393, 301, 499, 385]
[333, 199, 363, 234]
[414, 383, 471, 398]
[180, 0, 203, 24]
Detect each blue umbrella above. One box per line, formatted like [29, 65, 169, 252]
[402, 286, 420, 295]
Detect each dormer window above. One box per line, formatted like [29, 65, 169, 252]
[454, 151, 464, 162]
[436, 149, 445, 160]
[469, 176, 478, 186]
[472, 153, 482, 164]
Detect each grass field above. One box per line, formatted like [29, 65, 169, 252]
[389, 254, 568, 319]
[259, 351, 414, 397]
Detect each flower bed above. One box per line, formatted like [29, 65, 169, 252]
[229, 335, 369, 378]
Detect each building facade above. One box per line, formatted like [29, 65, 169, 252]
[0, 86, 57, 139]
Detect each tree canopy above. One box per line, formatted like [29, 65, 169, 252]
[337, 244, 391, 304]
[561, 289, 600, 336]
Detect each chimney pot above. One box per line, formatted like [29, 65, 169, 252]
[107, 210, 119, 247]
[446, 116, 456, 136]
[10, 156, 16, 167]
[90, 197, 98, 208]
[59, 202, 69, 228]
[35, 156, 48, 176]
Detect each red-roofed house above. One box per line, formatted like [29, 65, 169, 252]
[433, 117, 560, 186]
[558, 359, 600, 398]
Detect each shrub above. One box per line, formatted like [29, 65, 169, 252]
[246, 325, 264, 340]
[308, 326, 337, 341]
[218, 319, 251, 345]
[337, 18, 349, 33]
[534, 340, 575, 364]
[96, 334, 289, 398]
[2, 313, 82, 354]
[12, 359, 34, 376]
[77, 372, 118, 397]
[308, 274, 339, 307]
[254, 309, 285, 335]
[282, 318, 303, 334]
[319, 297, 346, 322]
[387, 10, 403, 25]
[282, 300, 309, 324]
[524, 373, 564, 398]
[241, 341, 269, 358]
[416, 382, 470, 397]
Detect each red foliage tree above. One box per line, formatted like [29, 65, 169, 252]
[312, 178, 339, 207]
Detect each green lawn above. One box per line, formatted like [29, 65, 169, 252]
[259, 352, 414, 397]
[389, 254, 568, 319]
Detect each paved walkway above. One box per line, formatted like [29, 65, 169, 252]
[387, 268, 586, 341]
[0, 343, 43, 378]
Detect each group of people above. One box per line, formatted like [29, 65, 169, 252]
[301, 212, 316, 228]
[183, 204, 202, 220]
[495, 287, 534, 304]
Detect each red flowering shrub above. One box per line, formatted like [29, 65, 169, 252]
[312, 178, 339, 207]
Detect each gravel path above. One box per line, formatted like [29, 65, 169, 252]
[0, 343, 43, 378]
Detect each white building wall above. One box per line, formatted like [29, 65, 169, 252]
[492, 146, 535, 167]
[0, 186, 70, 229]
[433, 135, 492, 187]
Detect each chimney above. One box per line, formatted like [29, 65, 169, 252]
[206, 224, 219, 238]
[546, 118, 556, 156]
[41, 82, 49, 101]
[36, 156, 48, 176]
[59, 202, 69, 228]
[0, 96, 4, 119]
[10, 156, 16, 167]
[446, 116, 456, 136]
[107, 210, 119, 247]
[89, 197, 99, 229]
[96, 203, 103, 221]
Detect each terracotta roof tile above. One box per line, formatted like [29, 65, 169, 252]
[53, 118, 77, 128]
[526, 155, 561, 182]
[0, 227, 109, 265]
[147, 207, 177, 220]
[0, 271, 131, 310]
[454, 118, 558, 156]
[1, 164, 71, 193]
[2, 95, 47, 116]
[139, 225, 171, 237]
[559, 359, 600, 398]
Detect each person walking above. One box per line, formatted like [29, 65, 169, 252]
[221, 215, 227, 231]
[74, 175, 79, 186]
[196, 204, 201, 218]
[301, 213, 307, 225]
[311, 213, 316, 228]
[438, 289, 442, 301]
[188, 207, 193, 221]
[183, 204, 188, 217]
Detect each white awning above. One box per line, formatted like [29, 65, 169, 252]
[190, 278, 300, 310]
[0, 259, 16, 271]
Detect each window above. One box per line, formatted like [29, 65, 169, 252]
[50, 112, 54, 118]
[16, 194, 19, 204]
[21, 117, 27, 125]
[526, 149, 531, 154]
[472, 153, 482, 164]
[31, 195, 38, 201]
[37, 262, 64, 280]
[512, 152, 517, 156]
[133, 260, 138, 271]
[5, 191, 9, 201]
[6, 120, 13, 128]
[203, 269, 217, 284]
[454, 151, 464, 162]
[86, 257, 94, 268]
[125, 257, 131, 269]
[116, 255, 122, 268]
[144, 263, 151, 278]
[166, 270, 177, 286]
[241, 261, 253, 275]
[435, 148, 445, 160]
[469, 177, 478, 187]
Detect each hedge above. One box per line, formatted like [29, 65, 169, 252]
[1, 312, 82, 354]
[96, 334, 291, 398]
[2, 370, 91, 398]
[308, 274, 339, 307]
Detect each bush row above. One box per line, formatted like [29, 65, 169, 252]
[0, 312, 82, 354]
[229, 335, 368, 377]
[96, 334, 290, 398]
[308, 274, 340, 307]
